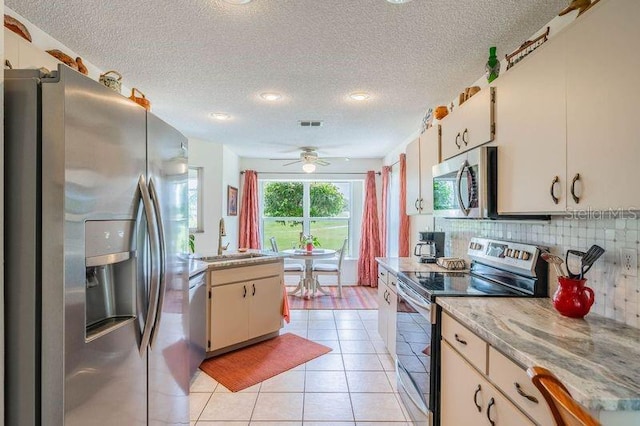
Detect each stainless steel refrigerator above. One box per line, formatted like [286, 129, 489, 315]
[5, 65, 190, 425]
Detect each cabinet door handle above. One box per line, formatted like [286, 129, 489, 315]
[419, 198, 424, 210]
[252, 283, 256, 296]
[486, 398, 496, 426]
[462, 128, 469, 145]
[455, 132, 461, 148]
[550, 176, 559, 205]
[243, 285, 247, 298]
[571, 173, 581, 204]
[473, 384, 482, 412]
[514, 382, 539, 404]
[454, 333, 467, 345]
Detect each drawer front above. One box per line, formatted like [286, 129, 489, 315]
[210, 262, 283, 286]
[489, 347, 554, 425]
[441, 312, 487, 374]
[388, 273, 397, 293]
[378, 267, 389, 284]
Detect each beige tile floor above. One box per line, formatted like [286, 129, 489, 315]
[190, 309, 411, 426]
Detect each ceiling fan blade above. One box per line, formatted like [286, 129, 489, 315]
[269, 158, 297, 161]
[316, 159, 331, 166]
[282, 160, 302, 167]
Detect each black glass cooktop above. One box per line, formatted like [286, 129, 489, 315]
[397, 270, 526, 301]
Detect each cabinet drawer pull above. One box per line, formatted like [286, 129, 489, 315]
[571, 173, 581, 204]
[462, 128, 469, 145]
[473, 384, 482, 412]
[252, 283, 256, 296]
[454, 333, 467, 345]
[514, 382, 539, 404]
[455, 132, 461, 149]
[550, 176, 559, 205]
[487, 397, 496, 426]
[243, 285, 247, 298]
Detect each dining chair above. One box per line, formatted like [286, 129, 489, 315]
[312, 238, 348, 298]
[269, 237, 304, 285]
[527, 366, 601, 426]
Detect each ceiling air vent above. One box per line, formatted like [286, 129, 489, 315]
[298, 120, 324, 127]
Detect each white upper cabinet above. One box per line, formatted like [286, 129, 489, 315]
[564, 0, 640, 211]
[441, 88, 495, 161]
[405, 125, 441, 215]
[496, 32, 568, 214]
[5, 29, 61, 72]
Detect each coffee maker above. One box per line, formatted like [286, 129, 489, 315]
[414, 232, 445, 263]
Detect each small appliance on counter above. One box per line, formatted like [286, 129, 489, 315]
[414, 231, 445, 263]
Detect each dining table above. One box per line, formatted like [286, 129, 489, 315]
[282, 248, 337, 298]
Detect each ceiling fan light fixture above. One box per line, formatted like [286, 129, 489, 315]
[260, 92, 283, 101]
[209, 112, 231, 120]
[302, 162, 316, 173]
[349, 91, 371, 101]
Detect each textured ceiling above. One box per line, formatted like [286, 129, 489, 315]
[8, 0, 567, 158]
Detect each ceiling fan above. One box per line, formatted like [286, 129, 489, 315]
[270, 147, 330, 172]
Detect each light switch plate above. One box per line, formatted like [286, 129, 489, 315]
[620, 248, 638, 277]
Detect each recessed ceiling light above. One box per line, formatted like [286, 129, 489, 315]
[386, 0, 413, 3]
[349, 92, 371, 101]
[260, 92, 282, 101]
[223, 0, 252, 4]
[210, 112, 231, 120]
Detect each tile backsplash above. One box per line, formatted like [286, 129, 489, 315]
[434, 217, 640, 328]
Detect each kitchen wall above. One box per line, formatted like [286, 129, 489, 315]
[433, 217, 640, 328]
[188, 138, 240, 255]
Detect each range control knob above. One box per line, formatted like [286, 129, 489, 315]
[521, 251, 531, 261]
[469, 242, 475, 249]
[505, 249, 513, 257]
[512, 250, 521, 259]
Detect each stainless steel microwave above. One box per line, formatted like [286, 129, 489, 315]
[432, 146, 549, 220]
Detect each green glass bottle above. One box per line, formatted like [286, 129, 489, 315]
[486, 46, 500, 83]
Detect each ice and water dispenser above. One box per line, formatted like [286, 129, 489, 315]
[85, 220, 137, 341]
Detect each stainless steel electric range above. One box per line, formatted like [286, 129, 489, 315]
[395, 238, 549, 426]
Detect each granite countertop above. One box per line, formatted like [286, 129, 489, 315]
[188, 259, 208, 278]
[192, 250, 284, 272]
[376, 257, 468, 274]
[437, 297, 640, 411]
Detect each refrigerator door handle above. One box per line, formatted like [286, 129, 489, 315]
[148, 177, 167, 349]
[138, 175, 161, 356]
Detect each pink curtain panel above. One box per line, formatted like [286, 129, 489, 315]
[357, 171, 381, 287]
[380, 166, 391, 257]
[239, 170, 261, 249]
[398, 154, 410, 257]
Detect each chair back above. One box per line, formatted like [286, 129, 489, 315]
[337, 238, 348, 269]
[527, 366, 600, 426]
[269, 236, 279, 253]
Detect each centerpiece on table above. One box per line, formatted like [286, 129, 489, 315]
[299, 233, 321, 253]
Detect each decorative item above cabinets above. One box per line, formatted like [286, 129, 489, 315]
[440, 87, 495, 161]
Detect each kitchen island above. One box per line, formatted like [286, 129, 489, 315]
[437, 297, 640, 424]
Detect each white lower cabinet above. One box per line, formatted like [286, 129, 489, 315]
[208, 262, 284, 352]
[377, 267, 397, 358]
[441, 313, 538, 426]
[441, 341, 535, 426]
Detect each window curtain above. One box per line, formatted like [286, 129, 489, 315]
[239, 170, 261, 249]
[358, 171, 381, 287]
[380, 166, 391, 257]
[399, 154, 410, 257]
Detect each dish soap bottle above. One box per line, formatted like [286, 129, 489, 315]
[486, 46, 500, 83]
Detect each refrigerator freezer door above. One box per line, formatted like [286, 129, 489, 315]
[146, 113, 190, 425]
[50, 66, 148, 425]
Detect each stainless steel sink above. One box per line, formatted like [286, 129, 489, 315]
[198, 253, 268, 263]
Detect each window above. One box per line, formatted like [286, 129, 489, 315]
[188, 167, 203, 232]
[261, 180, 354, 255]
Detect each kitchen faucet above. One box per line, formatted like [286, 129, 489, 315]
[217, 218, 229, 255]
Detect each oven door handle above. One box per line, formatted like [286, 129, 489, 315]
[455, 160, 471, 217]
[397, 282, 432, 311]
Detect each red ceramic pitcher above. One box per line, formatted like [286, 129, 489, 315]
[552, 277, 595, 318]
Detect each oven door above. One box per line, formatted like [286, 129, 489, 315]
[432, 147, 489, 219]
[396, 280, 434, 425]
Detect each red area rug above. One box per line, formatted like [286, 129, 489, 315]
[287, 285, 378, 310]
[199, 333, 331, 392]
